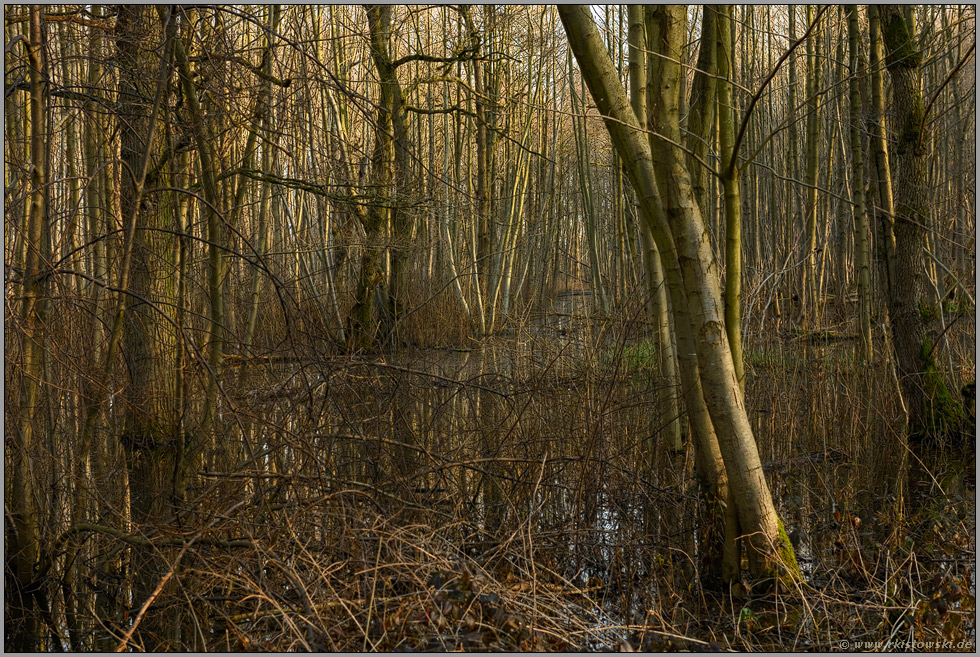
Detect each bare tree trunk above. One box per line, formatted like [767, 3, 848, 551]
[461, 6, 492, 334]
[802, 5, 822, 327]
[876, 5, 964, 445]
[173, 12, 226, 438]
[116, 6, 181, 648]
[560, 4, 799, 581]
[868, 8, 899, 314]
[686, 6, 717, 215]
[244, 5, 281, 349]
[717, 5, 745, 388]
[7, 8, 47, 649]
[846, 5, 873, 361]
[785, 5, 799, 319]
[639, 6, 683, 455]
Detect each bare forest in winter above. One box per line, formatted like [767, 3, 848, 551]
[4, 4, 976, 651]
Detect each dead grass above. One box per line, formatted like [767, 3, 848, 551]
[26, 301, 976, 651]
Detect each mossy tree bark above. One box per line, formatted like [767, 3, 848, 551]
[876, 4, 964, 445]
[685, 6, 717, 216]
[116, 5, 183, 649]
[349, 5, 418, 350]
[631, 6, 684, 457]
[559, 4, 799, 581]
[717, 4, 745, 389]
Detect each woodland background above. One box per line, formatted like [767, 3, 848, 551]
[4, 4, 976, 651]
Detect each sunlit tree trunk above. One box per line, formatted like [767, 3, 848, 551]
[802, 5, 822, 327]
[7, 8, 47, 649]
[560, 4, 799, 580]
[243, 5, 281, 349]
[846, 5, 873, 361]
[651, 2, 741, 584]
[686, 6, 717, 216]
[460, 6, 493, 334]
[717, 5, 745, 388]
[638, 5, 683, 456]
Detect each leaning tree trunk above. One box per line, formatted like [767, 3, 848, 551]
[657, 3, 740, 584]
[559, 4, 799, 581]
[628, 5, 683, 458]
[876, 5, 964, 445]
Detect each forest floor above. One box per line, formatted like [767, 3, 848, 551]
[68, 294, 976, 651]
[175, 295, 973, 652]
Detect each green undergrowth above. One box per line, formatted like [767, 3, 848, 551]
[917, 339, 965, 445]
[618, 340, 660, 371]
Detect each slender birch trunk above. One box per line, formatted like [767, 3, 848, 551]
[846, 6, 873, 361]
[803, 5, 822, 327]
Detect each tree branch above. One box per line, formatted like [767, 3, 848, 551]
[727, 4, 830, 178]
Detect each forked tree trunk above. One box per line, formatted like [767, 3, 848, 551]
[717, 4, 745, 388]
[559, 4, 799, 581]
[647, 3, 741, 583]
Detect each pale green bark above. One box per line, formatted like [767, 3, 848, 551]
[686, 6, 717, 214]
[649, 3, 739, 583]
[717, 5, 745, 388]
[638, 5, 683, 455]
